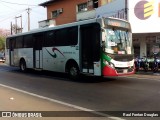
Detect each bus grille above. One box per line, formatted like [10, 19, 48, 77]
[115, 67, 134, 73]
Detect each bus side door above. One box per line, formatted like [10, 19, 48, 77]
[9, 38, 16, 66]
[80, 23, 101, 75]
[33, 33, 43, 69]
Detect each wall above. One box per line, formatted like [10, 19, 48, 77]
[46, 0, 87, 25]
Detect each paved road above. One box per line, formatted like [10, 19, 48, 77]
[0, 64, 115, 120]
[0, 63, 160, 120]
[0, 85, 112, 120]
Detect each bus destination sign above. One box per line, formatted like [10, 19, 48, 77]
[105, 18, 130, 29]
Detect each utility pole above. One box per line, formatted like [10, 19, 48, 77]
[11, 22, 12, 35]
[15, 15, 23, 34]
[26, 8, 31, 31]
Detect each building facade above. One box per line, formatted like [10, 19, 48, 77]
[40, 0, 159, 58]
[39, 0, 115, 26]
[39, 0, 97, 26]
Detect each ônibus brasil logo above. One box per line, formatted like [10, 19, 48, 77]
[134, 0, 154, 20]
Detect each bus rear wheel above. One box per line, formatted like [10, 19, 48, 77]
[20, 60, 27, 72]
[68, 64, 79, 80]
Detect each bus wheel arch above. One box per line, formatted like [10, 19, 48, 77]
[19, 58, 27, 72]
[65, 59, 80, 80]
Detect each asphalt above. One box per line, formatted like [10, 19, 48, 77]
[135, 70, 160, 76]
[0, 85, 113, 120]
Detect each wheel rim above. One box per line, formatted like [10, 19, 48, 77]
[70, 67, 78, 77]
[20, 62, 26, 71]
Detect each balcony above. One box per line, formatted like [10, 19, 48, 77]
[76, 9, 96, 21]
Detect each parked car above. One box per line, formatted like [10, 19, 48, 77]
[0, 53, 5, 63]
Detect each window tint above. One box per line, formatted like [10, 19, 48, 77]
[24, 35, 33, 48]
[68, 27, 78, 45]
[55, 29, 68, 46]
[33, 33, 43, 50]
[44, 26, 78, 47]
[15, 36, 23, 48]
[80, 23, 100, 61]
[6, 38, 10, 49]
[10, 38, 16, 50]
[45, 31, 55, 47]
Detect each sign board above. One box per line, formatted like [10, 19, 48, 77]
[128, 0, 160, 33]
[96, 0, 126, 19]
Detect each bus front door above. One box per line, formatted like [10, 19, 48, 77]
[33, 34, 43, 69]
[80, 23, 101, 75]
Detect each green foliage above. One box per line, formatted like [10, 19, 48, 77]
[0, 36, 5, 51]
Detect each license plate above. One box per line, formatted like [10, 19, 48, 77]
[123, 69, 128, 73]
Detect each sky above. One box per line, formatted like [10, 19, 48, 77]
[0, 0, 47, 32]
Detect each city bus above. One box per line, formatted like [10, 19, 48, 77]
[5, 17, 134, 79]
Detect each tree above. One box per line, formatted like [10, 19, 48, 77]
[0, 28, 10, 51]
[0, 36, 5, 51]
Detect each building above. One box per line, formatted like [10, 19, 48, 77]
[39, 0, 115, 26]
[39, 0, 160, 58]
[39, 0, 96, 26]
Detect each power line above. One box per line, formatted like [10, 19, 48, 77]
[0, 1, 18, 11]
[0, 9, 26, 22]
[0, 0, 38, 6]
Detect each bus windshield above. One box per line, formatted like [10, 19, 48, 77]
[104, 28, 132, 55]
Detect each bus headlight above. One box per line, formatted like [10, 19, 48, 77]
[109, 62, 115, 69]
[105, 61, 109, 65]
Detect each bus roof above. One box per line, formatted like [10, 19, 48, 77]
[7, 17, 130, 39]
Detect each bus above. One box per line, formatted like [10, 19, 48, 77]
[5, 17, 134, 79]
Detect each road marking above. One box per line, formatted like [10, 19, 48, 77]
[0, 83, 125, 120]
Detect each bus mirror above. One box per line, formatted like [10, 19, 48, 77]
[101, 28, 105, 32]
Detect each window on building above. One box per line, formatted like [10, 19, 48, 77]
[51, 8, 63, 18]
[51, 10, 58, 18]
[93, 0, 98, 8]
[78, 2, 88, 12]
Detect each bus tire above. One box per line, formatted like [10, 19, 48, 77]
[67, 63, 80, 80]
[20, 59, 27, 72]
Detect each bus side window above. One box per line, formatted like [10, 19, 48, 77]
[10, 38, 16, 51]
[33, 33, 43, 50]
[6, 38, 10, 49]
[24, 35, 33, 48]
[68, 27, 78, 45]
[45, 30, 55, 47]
[15, 36, 23, 48]
[55, 29, 68, 46]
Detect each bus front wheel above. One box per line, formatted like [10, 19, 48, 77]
[20, 60, 27, 72]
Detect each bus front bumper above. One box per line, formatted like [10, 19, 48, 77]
[102, 66, 135, 76]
